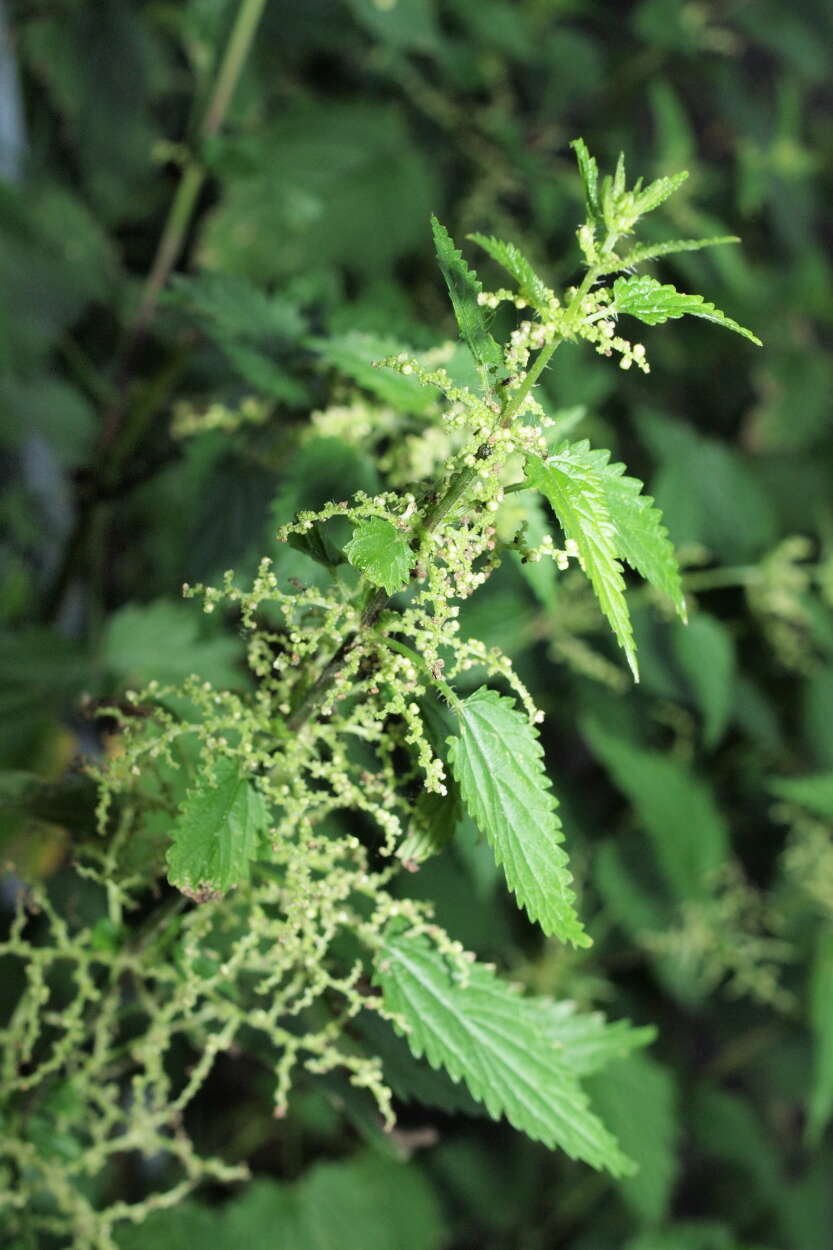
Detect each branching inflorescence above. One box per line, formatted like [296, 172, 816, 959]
[0, 142, 761, 1247]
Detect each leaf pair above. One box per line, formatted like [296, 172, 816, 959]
[526, 441, 686, 681]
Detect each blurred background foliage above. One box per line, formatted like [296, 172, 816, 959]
[2, 0, 833, 1247]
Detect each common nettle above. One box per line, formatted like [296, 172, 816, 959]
[0, 142, 760, 1247]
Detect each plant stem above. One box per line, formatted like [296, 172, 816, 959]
[286, 265, 597, 732]
[45, 0, 267, 622]
[127, 0, 267, 346]
[500, 336, 561, 425]
[374, 633, 462, 710]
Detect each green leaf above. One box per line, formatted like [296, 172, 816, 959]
[104, 600, 245, 690]
[467, 233, 552, 312]
[447, 687, 589, 946]
[671, 613, 736, 748]
[612, 235, 739, 271]
[166, 271, 307, 403]
[297, 1152, 446, 1250]
[526, 449, 639, 680]
[397, 785, 461, 864]
[430, 216, 504, 385]
[613, 275, 762, 344]
[632, 169, 689, 215]
[166, 756, 268, 896]
[558, 441, 685, 618]
[197, 103, 436, 282]
[344, 0, 441, 51]
[287, 523, 344, 569]
[357, 1011, 483, 1117]
[310, 332, 437, 415]
[636, 411, 776, 563]
[808, 927, 833, 1145]
[344, 517, 412, 595]
[118, 1151, 446, 1250]
[571, 138, 601, 225]
[375, 928, 632, 1173]
[541, 1001, 656, 1076]
[770, 772, 833, 820]
[625, 1224, 739, 1250]
[587, 1053, 679, 1224]
[583, 721, 729, 902]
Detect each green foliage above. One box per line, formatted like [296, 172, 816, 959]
[118, 1151, 446, 1250]
[585, 721, 729, 902]
[808, 928, 833, 1144]
[447, 687, 588, 945]
[527, 449, 639, 679]
[613, 275, 762, 343]
[467, 233, 552, 313]
[3, 4, 831, 1247]
[344, 516, 413, 594]
[104, 599, 245, 689]
[165, 272, 306, 403]
[613, 235, 739, 270]
[166, 756, 268, 895]
[571, 138, 601, 222]
[543, 1000, 656, 1074]
[430, 216, 504, 387]
[375, 928, 632, 1173]
[586, 1052, 679, 1223]
[671, 613, 736, 748]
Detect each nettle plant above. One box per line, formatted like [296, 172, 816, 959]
[1, 143, 760, 1246]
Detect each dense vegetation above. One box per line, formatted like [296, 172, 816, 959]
[2, 2, 832, 1248]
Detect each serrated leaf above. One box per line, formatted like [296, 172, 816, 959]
[556, 440, 685, 619]
[375, 928, 632, 1173]
[526, 450, 639, 680]
[344, 517, 412, 594]
[357, 1011, 483, 1117]
[447, 687, 589, 946]
[166, 757, 268, 896]
[633, 169, 689, 215]
[611, 235, 739, 271]
[430, 216, 504, 386]
[467, 233, 552, 312]
[613, 275, 761, 344]
[571, 138, 601, 225]
[541, 1001, 656, 1076]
